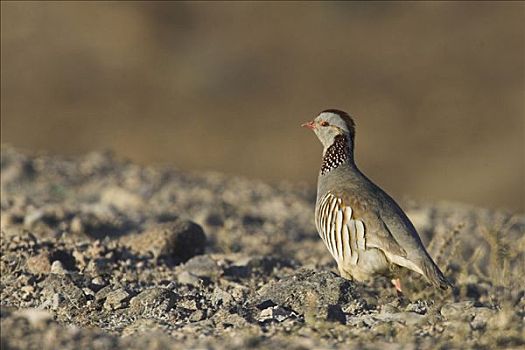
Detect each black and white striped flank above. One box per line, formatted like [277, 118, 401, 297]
[315, 192, 366, 267]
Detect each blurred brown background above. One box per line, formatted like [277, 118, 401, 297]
[1, 2, 524, 211]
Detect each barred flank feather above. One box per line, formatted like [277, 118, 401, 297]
[316, 193, 366, 267]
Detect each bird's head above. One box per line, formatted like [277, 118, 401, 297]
[302, 109, 356, 150]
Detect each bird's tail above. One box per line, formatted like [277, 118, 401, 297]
[421, 258, 452, 290]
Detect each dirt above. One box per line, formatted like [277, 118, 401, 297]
[1, 146, 524, 349]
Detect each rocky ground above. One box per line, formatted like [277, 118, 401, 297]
[1, 146, 524, 349]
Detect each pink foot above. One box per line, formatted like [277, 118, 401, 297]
[391, 278, 403, 293]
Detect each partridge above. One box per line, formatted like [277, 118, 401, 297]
[302, 109, 451, 290]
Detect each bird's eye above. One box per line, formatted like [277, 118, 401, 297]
[320, 121, 329, 127]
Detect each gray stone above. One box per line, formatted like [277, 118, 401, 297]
[129, 287, 177, 314]
[50, 260, 67, 274]
[375, 311, 427, 326]
[176, 271, 202, 286]
[121, 219, 207, 261]
[189, 309, 206, 322]
[41, 274, 86, 309]
[255, 268, 356, 322]
[259, 306, 296, 322]
[95, 285, 113, 301]
[210, 287, 234, 308]
[103, 288, 130, 310]
[440, 301, 474, 320]
[180, 255, 221, 279]
[470, 307, 495, 330]
[26, 252, 51, 275]
[90, 277, 106, 292]
[121, 318, 168, 337]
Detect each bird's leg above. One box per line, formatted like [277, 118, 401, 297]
[391, 278, 403, 293]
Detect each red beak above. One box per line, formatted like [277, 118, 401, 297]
[301, 121, 315, 130]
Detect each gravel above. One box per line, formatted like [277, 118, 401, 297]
[1, 146, 524, 349]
